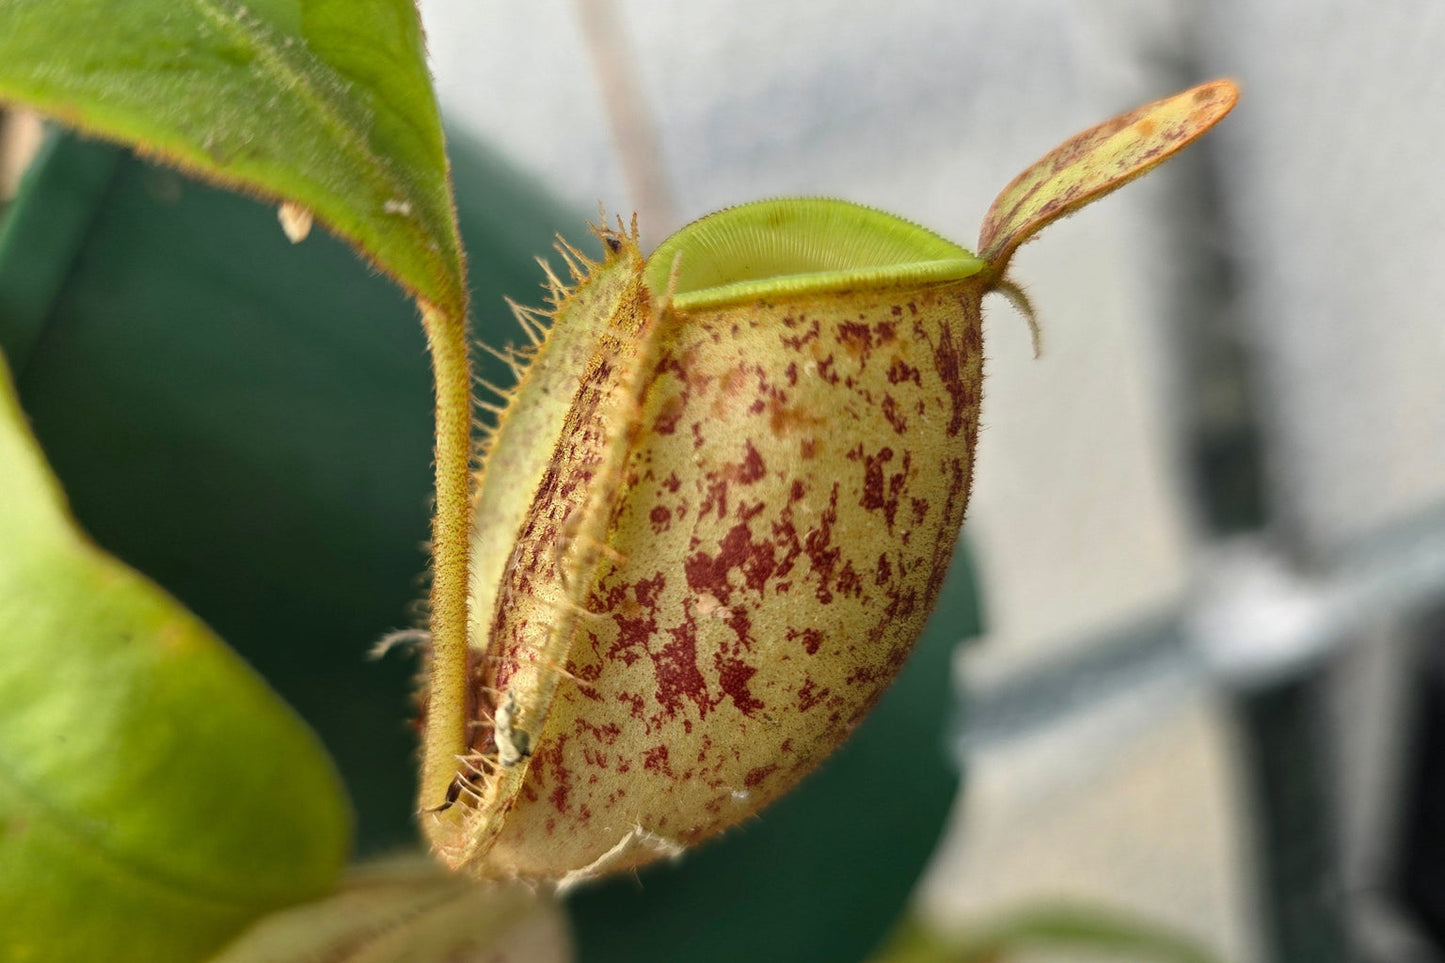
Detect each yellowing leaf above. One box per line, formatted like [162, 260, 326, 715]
[977, 79, 1239, 268]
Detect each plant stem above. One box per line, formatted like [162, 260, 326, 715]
[419, 300, 472, 812]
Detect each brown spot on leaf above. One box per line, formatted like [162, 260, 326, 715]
[652, 620, 712, 719]
[859, 446, 910, 530]
[787, 626, 823, 655]
[881, 394, 907, 434]
[737, 441, 766, 484]
[714, 654, 764, 716]
[654, 392, 686, 435]
[836, 321, 873, 362]
[797, 678, 831, 712]
[769, 395, 827, 437]
[744, 764, 778, 789]
[643, 744, 674, 776]
[887, 357, 921, 387]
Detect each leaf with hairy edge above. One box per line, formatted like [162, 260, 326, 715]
[0, 351, 352, 959]
[978, 80, 1239, 269]
[0, 0, 465, 316]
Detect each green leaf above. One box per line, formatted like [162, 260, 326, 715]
[0, 0, 466, 317]
[210, 856, 572, 962]
[0, 353, 352, 960]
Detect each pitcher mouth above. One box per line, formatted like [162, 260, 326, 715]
[645, 198, 984, 312]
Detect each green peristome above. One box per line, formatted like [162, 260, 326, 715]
[645, 198, 984, 311]
[0, 353, 352, 961]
